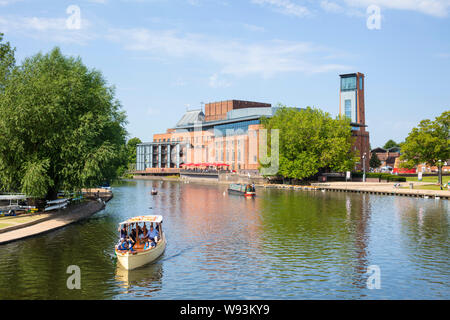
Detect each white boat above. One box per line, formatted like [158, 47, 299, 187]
[115, 215, 166, 270]
[44, 198, 69, 212]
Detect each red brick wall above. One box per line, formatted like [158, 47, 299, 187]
[204, 100, 271, 122]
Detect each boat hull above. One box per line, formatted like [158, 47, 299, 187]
[116, 235, 166, 270]
[227, 189, 256, 197]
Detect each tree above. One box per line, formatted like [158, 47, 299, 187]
[261, 106, 358, 180]
[126, 137, 142, 166]
[0, 47, 127, 198]
[0, 33, 15, 90]
[116, 137, 142, 176]
[400, 111, 449, 185]
[369, 152, 381, 169]
[383, 139, 399, 149]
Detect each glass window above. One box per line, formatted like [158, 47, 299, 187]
[359, 77, 363, 90]
[345, 100, 352, 119]
[341, 76, 356, 91]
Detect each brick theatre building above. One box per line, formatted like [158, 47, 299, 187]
[136, 73, 370, 173]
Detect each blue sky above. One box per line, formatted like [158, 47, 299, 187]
[1, 0, 449, 148]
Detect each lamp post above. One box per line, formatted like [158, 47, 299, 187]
[438, 159, 442, 188]
[362, 153, 367, 183]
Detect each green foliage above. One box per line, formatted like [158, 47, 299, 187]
[352, 172, 406, 182]
[127, 137, 142, 165]
[115, 137, 142, 177]
[261, 106, 358, 180]
[0, 47, 128, 198]
[0, 33, 15, 89]
[383, 139, 400, 149]
[21, 159, 54, 198]
[400, 111, 450, 168]
[369, 152, 381, 168]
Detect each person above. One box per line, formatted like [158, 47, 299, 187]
[148, 225, 159, 243]
[117, 237, 129, 251]
[119, 225, 128, 240]
[138, 224, 147, 242]
[130, 225, 137, 243]
[142, 223, 148, 238]
[127, 235, 136, 251]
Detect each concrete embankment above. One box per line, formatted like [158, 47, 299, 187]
[133, 175, 449, 200]
[262, 182, 450, 200]
[0, 199, 106, 245]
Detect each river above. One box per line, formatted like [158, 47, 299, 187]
[0, 180, 448, 299]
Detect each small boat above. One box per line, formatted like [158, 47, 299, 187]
[227, 183, 256, 197]
[115, 215, 166, 270]
[151, 188, 158, 195]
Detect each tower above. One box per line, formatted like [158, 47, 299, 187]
[339, 73, 370, 171]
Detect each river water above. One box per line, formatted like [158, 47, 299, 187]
[0, 180, 448, 299]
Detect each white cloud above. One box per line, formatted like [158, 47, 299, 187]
[0, 0, 22, 5]
[209, 73, 231, 88]
[0, 15, 94, 44]
[320, 1, 365, 17]
[107, 28, 350, 79]
[320, 0, 345, 13]
[342, 0, 450, 17]
[251, 0, 311, 17]
[243, 23, 266, 32]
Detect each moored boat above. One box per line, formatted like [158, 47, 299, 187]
[151, 188, 158, 195]
[227, 183, 256, 197]
[115, 215, 166, 270]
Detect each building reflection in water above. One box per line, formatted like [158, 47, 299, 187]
[175, 182, 263, 285]
[347, 193, 372, 290]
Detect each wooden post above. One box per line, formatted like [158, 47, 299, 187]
[135, 223, 139, 246]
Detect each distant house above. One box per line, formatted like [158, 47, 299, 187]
[371, 147, 401, 172]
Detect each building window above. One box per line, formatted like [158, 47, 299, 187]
[345, 99, 352, 119]
[341, 76, 356, 91]
[359, 77, 363, 90]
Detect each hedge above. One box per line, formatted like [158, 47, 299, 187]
[352, 172, 406, 182]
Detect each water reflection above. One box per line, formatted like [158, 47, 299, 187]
[0, 180, 448, 299]
[115, 261, 163, 297]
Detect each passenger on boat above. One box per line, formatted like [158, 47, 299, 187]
[148, 225, 159, 242]
[127, 236, 136, 251]
[144, 238, 155, 250]
[117, 238, 129, 251]
[142, 224, 149, 241]
[119, 225, 128, 240]
[130, 225, 137, 243]
[142, 223, 148, 235]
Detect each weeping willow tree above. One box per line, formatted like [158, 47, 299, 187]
[0, 45, 128, 199]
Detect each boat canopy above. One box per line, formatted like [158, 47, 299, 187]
[119, 215, 163, 226]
